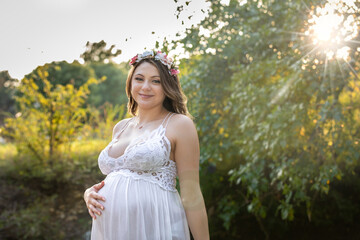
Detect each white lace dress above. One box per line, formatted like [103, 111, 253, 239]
[91, 112, 190, 240]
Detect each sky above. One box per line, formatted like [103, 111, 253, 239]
[0, 0, 210, 80]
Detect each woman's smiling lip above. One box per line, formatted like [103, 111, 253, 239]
[139, 93, 153, 98]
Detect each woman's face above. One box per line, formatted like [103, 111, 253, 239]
[131, 62, 166, 110]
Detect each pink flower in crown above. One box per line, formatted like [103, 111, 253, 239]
[167, 57, 173, 66]
[129, 50, 179, 75]
[170, 69, 180, 76]
[156, 52, 166, 61]
[157, 51, 167, 57]
[129, 55, 138, 65]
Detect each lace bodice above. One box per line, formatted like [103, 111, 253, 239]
[98, 112, 177, 192]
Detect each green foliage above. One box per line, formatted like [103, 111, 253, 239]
[0, 139, 106, 240]
[0, 194, 62, 240]
[2, 66, 102, 165]
[80, 40, 122, 63]
[0, 70, 18, 125]
[218, 195, 240, 230]
[25, 60, 95, 93]
[0, 60, 130, 239]
[0, 38, 133, 239]
[87, 62, 129, 107]
[176, 0, 360, 237]
[0, 143, 16, 167]
[79, 40, 127, 108]
[81, 103, 128, 141]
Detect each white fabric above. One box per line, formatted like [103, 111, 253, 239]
[91, 113, 190, 240]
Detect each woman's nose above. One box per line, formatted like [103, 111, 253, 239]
[141, 80, 151, 90]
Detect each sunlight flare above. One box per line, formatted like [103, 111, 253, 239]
[307, 0, 359, 60]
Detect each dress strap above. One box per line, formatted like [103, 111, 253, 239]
[113, 118, 133, 140]
[164, 113, 176, 129]
[160, 112, 172, 126]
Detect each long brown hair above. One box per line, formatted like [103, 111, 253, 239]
[126, 58, 192, 118]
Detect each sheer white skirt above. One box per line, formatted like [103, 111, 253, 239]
[91, 172, 190, 240]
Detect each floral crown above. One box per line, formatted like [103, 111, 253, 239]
[129, 50, 180, 76]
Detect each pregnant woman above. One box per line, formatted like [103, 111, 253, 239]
[84, 50, 209, 240]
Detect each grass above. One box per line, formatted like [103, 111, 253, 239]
[0, 138, 109, 167]
[70, 138, 108, 155]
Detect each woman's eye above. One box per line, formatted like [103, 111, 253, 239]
[135, 78, 143, 81]
[153, 80, 161, 84]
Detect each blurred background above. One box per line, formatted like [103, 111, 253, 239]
[0, 0, 360, 239]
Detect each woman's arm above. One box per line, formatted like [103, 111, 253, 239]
[84, 119, 128, 219]
[171, 115, 210, 240]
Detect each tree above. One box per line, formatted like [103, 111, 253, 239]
[87, 62, 129, 108]
[80, 40, 122, 63]
[176, 0, 360, 238]
[79, 40, 128, 107]
[0, 71, 19, 125]
[25, 60, 95, 92]
[2, 66, 102, 166]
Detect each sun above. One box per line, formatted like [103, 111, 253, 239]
[311, 13, 342, 43]
[305, 0, 359, 60]
[271, 0, 360, 105]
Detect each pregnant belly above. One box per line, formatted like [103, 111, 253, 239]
[92, 174, 189, 240]
[98, 174, 171, 218]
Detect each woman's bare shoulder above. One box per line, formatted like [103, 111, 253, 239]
[170, 113, 194, 126]
[167, 114, 197, 138]
[112, 117, 133, 138]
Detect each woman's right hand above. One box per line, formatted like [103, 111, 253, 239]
[84, 181, 106, 219]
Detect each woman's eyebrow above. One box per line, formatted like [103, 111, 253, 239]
[134, 73, 160, 78]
